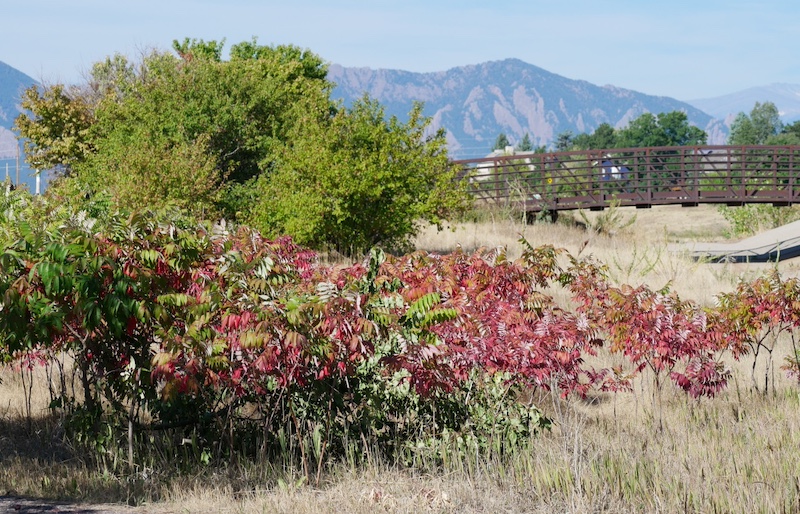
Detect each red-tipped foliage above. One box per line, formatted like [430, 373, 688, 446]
[376, 246, 602, 396]
[717, 271, 800, 390]
[566, 258, 731, 398]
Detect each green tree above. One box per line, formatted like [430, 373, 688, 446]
[79, 133, 221, 216]
[516, 133, 534, 152]
[767, 119, 800, 144]
[782, 120, 800, 140]
[493, 132, 510, 151]
[750, 101, 782, 143]
[727, 102, 782, 145]
[172, 37, 226, 61]
[592, 123, 617, 149]
[13, 84, 94, 172]
[727, 112, 756, 145]
[246, 98, 469, 254]
[615, 113, 662, 148]
[16, 38, 331, 216]
[765, 132, 800, 145]
[722, 103, 793, 235]
[657, 111, 708, 146]
[572, 123, 616, 150]
[16, 38, 468, 251]
[616, 111, 706, 148]
[554, 130, 574, 152]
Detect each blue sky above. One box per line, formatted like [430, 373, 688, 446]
[4, 0, 799, 100]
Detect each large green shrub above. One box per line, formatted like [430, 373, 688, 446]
[246, 97, 469, 254]
[15, 38, 469, 254]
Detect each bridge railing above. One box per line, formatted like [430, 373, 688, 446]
[453, 145, 800, 212]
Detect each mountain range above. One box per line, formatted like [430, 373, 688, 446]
[329, 58, 731, 158]
[687, 83, 800, 124]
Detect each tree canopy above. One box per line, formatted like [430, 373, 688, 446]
[14, 37, 468, 253]
[554, 131, 574, 152]
[615, 111, 707, 148]
[246, 97, 466, 254]
[572, 123, 616, 151]
[569, 112, 706, 151]
[728, 102, 784, 145]
[516, 133, 533, 152]
[779, 120, 800, 145]
[493, 132, 510, 151]
[14, 84, 94, 171]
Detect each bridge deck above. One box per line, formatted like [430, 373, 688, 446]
[454, 145, 800, 213]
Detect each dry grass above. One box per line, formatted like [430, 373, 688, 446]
[416, 204, 800, 305]
[4, 205, 800, 513]
[5, 366, 800, 513]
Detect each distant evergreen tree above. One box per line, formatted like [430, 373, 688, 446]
[775, 120, 800, 145]
[592, 123, 617, 149]
[783, 120, 800, 140]
[728, 112, 755, 145]
[493, 132, 510, 151]
[516, 133, 533, 152]
[572, 123, 616, 150]
[554, 130, 574, 152]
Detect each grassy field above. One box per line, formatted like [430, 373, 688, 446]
[3, 205, 800, 513]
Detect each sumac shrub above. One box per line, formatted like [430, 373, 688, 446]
[0, 211, 755, 473]
[717, 270, 800, 393]
[566, 256, 733, 402]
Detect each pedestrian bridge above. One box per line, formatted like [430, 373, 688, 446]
[454, 145, 800, 217]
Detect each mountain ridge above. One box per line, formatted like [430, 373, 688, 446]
[329, 58, 726, 158]
[686, 83, 800, 123]
[0, 60, 36, 127]
[0, 61, 38, 187]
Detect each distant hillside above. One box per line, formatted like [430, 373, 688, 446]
[0, 60, 36, 125]
[329, 58, 726, 158]
[0, 60, 37, 159]
[687, 83, 800, 124]
[0, 61, 38, 187]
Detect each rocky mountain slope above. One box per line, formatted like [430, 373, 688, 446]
[329, 58, 727, 158]
[0, 61, 38, 189]
[0, 60, 36, 159]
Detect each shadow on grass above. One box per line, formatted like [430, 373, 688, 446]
[0, 413, 158, 508]
[0, 494, 137, 513]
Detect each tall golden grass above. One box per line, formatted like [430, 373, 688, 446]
[3, 204, 800, 513]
